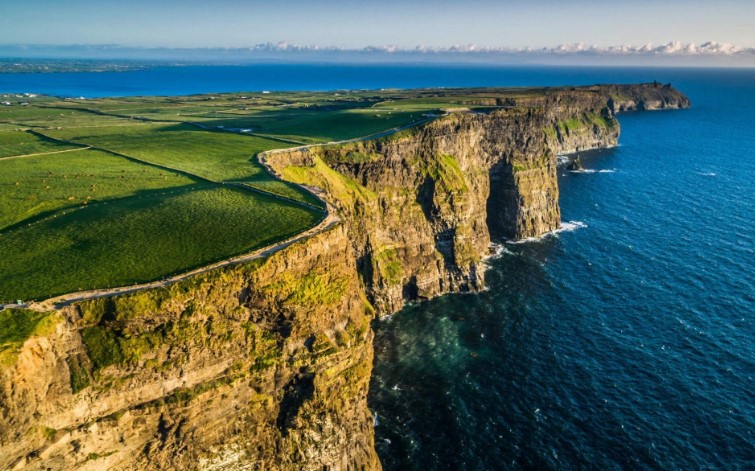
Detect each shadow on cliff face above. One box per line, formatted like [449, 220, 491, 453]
[486, 160, 519, 241]
[276, 373, 315, 436]
[416, 175, 458, 270]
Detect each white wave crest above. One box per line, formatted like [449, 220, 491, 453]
[559, 220, 588, 232]
[482, 243, 516, 269]
[485, 243, 515, 260]
[507, 220, 587, 244]
[569, 168, 616, 174]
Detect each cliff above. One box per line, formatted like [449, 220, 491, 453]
[603, 82, 691, 112]
[0, 83, 688, 470]
[266, 83, 688, 314]
[1, 226, 380, 470]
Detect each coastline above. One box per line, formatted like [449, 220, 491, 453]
[0, 83, 691, 470]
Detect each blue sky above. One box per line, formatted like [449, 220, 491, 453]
[3, 0, 753, 49]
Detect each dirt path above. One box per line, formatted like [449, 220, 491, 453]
[0, 146, 91, 161]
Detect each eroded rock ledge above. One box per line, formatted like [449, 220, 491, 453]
[0, 83, 688, 470]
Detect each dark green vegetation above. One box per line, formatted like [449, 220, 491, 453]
[0, 86, 579, 302]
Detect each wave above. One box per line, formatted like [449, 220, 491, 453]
[507, 220, 588, 244]
[569, 168, 616, 174]
[485, 243, 515, 260]
[482, 243, 516, 270]
[696, 171, 717, 176]
[559, 220, 588, 232]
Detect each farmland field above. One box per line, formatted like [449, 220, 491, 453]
[0, 130, 82, 158]
[0, 147, 200, 228]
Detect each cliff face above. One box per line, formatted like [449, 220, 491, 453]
[268, 85, 663, 314]
[268, 106, 558, 313]
[0, 84, 688, 470]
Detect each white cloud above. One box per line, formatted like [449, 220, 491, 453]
[355, 40, 755, 56]
[242, 40, 754, 57]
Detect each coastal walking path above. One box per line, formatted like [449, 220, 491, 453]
[23, 204, 339, 312]
[3, 110, 439, 313]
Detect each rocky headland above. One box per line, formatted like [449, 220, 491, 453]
[0, 83, 689, 470]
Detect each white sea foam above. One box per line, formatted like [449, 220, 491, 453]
[697, 171, 717, 176]
[482, 243, 517, 270]
[485, 243, 514, 260]
[569, 168, 616, 174]
[559, 220, 588, 232]
[507, 220, 587, 244]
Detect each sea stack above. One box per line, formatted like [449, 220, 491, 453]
[570, 155, 584, 171]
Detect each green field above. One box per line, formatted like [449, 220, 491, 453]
[0, 148, 197, 230]
[45, 123, 281, 181]
[0, 87, 540, 302]
[0, 187, 319, 301]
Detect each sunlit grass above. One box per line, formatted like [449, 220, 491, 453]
[0, 186, 320, 302]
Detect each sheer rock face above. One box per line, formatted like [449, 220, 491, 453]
[270, 84, 685, 315]
[269, 108, 561, 314]
[0, 84, 688, 470]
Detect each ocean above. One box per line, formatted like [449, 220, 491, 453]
[2, 65, 752, 468]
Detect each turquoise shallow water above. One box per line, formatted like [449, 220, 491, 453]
[369, 69, 755, 469]
[1, 64, 752, 468]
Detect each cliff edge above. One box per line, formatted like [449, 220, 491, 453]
[0, 83, 688, 470]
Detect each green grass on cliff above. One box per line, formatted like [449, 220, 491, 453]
[374, 247, 403, 286]
[265, 270, 350, 306]
[424, 154, 468, 194]
[282, 156, 377, 206]
[555, 112, 616, 136]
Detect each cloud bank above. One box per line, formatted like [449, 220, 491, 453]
[2, 41, 754, 67]
[256, 40, 754, 56]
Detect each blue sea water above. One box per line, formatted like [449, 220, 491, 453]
[1, 65, 752, 468]
[367, 70, 755, 469]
